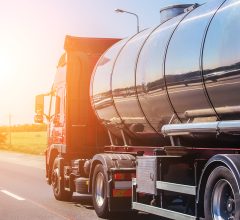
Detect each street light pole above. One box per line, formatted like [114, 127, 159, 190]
[115, 9, 140, 33]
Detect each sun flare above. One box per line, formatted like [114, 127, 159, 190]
[0, 53, 11, 79]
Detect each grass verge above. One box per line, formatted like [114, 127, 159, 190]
[0, 131, 47, 155]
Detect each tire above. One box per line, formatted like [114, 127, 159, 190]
[92, 164, 109, 218]
[204, 166, 240, 220]
[51, 158, 73, 201]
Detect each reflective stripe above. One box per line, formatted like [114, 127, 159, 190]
[112, 189, 132, 197]
[114, 181, 132, 189]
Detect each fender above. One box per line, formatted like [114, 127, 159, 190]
[197, 154, 240, 218]
[88, 153, 136, 193]
[46, 144, 66, 184]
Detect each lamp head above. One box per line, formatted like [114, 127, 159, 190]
[115, 9, 125, 13]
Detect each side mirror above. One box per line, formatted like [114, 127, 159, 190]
[35, 95, 44, 123]
[34, 114, 44, 123]
[35, 95, 44, 114]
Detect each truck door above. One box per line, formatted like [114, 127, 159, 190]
[48, 87, 65, 147]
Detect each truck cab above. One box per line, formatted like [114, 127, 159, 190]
[35, 36, 123, 203]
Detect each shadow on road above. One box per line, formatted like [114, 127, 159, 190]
[72, 195, 94, 210]
[71, 195, 167, 220]
[108, 212, 162, 220]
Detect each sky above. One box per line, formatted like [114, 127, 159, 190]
[0, 0, 206, 125]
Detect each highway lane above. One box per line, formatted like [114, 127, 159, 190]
[0, 151, 97, 220]
[0, 151, 160, 220]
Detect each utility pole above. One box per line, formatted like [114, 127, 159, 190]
[9, 113, 12, 146]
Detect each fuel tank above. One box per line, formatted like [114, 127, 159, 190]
[90, 0, 240, 142]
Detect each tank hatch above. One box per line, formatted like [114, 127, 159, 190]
[160, 3, 199, 23]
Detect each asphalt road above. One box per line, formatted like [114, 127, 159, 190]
[0, 151, 160, 220]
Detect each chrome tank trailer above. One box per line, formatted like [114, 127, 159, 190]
[91, 0, 240, 145]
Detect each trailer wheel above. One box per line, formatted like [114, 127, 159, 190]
[92, 164, 109, 218]
[204, 166, 240, 220]
[51, 158, 73, 201]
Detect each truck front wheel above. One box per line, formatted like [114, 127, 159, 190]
[92, 164, 109, 218]
[51, 158, 73, 201]
[204, 166, 240, 220]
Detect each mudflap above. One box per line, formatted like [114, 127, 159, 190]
[108, 197, 132, 212]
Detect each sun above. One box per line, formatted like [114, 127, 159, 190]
[0, 53, 11, 78]
[0, 40, 20, 84]
[0, 39, 13, 76]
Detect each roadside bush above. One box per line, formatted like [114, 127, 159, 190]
[0, 132, 7, 145]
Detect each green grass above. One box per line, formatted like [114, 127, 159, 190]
[0, 131, 47, 155]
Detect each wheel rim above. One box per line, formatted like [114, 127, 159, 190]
[95, 172, 105, 207]
[211, 179, 235, 220]
[52, 167, 59, 193]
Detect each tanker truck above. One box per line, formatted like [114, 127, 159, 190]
[35, 0, 240, 219]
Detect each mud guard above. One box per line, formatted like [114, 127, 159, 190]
[89, 153, 136, 212]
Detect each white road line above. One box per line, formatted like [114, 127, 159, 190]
[0, 190, 25, 201]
